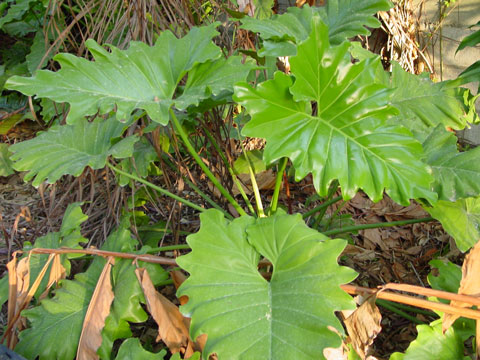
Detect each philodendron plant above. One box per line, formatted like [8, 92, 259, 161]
[3, 0, 480, 359]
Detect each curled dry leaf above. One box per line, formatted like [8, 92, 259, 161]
[77, 256, 115, 360]
[170, 270, 188, 306]
[135, 267, 193, 355]
[343, 295, 382, 359]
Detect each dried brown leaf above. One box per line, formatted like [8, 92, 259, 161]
[77, 256, 115, 360]
[343, 245, 377, 262]
[135, 267, 193, 355]
[362, 228, 387, 251]
[443, 240, 480, 333]
[344, 295, 382, 359]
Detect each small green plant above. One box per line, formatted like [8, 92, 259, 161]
[2, 0, 480, 359]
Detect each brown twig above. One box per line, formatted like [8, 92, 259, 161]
[16, 248, 480, 321]
[383, 283, 480, 307]
[28, 247, 178, 266]
[342, 284, 480, 320]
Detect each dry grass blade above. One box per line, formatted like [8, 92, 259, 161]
[3, 252, 55, 348]
[77, 256, 115, 360]
[5, 254, 28, 348]
[383, 283, 480, 307]
[135, 267, 194, 356]
[377, 0, 432, 74]
[39, 254, 66, 300]
[29, 247, 177, 266]
[442, 241, 480, 333]
[342, 284, 480, 320]
[343, 295, 382, 359]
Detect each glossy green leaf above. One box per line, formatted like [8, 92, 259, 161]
[115, 339, 166, 360]
[176, 56, 256, 110]
[425, 197, 480, 252]
[0, 143, 14, 176]
[9, 117, 138, 187]
[0, 0, 37, 28]
[455, 60, 480, 92]
[235, 18, 435, 205]
[422, 125, 480, 201]
[389, 320, 469, 360]
[233, 149, 266, 174]
[456, 22, 480, 52]
[240, 1, 391, 56]
[428, 259, 462, 295]
[252, 0, 274, 19]
[387, 63, 477, 141]
[26, 31, 51, 74]
[6, 24, 222, 124]
[317, 0, 392, 44]
[177, 209, 357, 360]
[240, 6, 312, 43]
[118, 137, 158, 186]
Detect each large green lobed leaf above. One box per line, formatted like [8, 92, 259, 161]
[425, 197, 480, 252]
[9, 117, 138, 187]
[5, 24, 229, 124]
[177, 209, 357, 360]
[389, 320, 469, 360]
[115, 338, 166, 360]
[422, 125, 480, 201]
[386, 63, 478, 142]
[235, 17, 435, 205]
[428, 259, 462, 295]
[317, 0, 392, 44]
[240, 0, 392, 57]
[0, 143, 14, 176]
